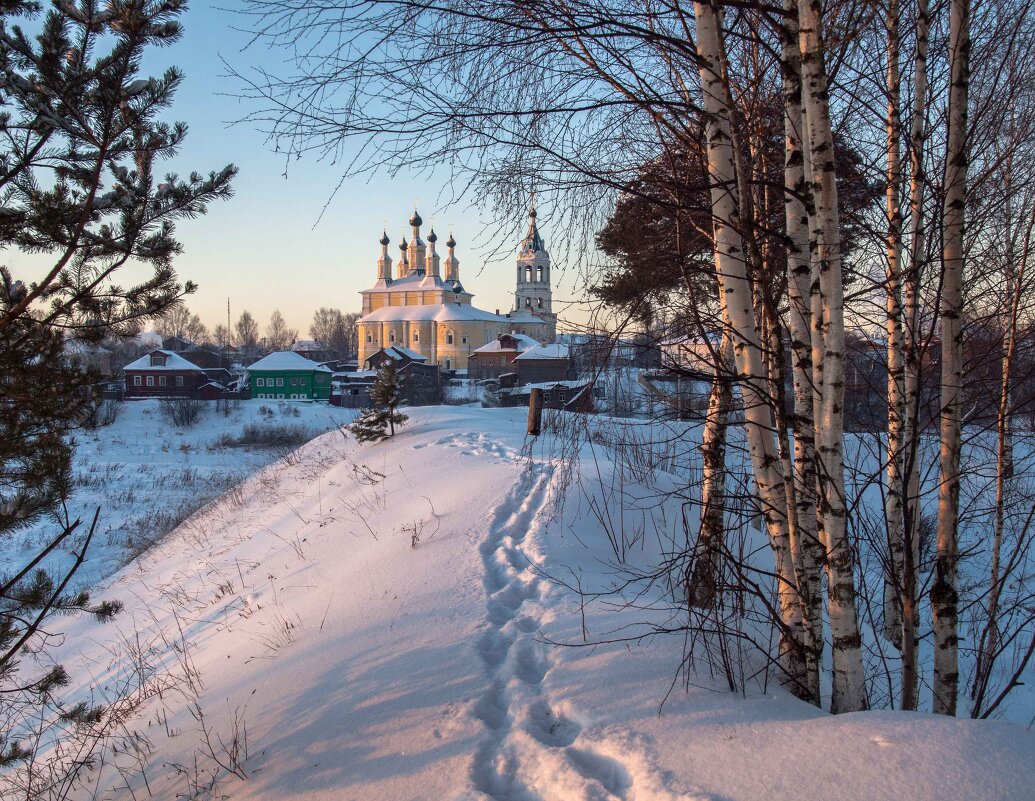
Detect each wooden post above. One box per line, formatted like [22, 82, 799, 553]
[527, 387, 543, 436]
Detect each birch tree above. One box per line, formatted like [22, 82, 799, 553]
[932, 0, 970, 717]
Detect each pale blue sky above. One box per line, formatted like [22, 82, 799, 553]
[11, 3, 582, 338]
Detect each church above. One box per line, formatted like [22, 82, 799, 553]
[356, 207, 556, 370]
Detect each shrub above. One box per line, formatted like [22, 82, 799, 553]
[160, 396, 203, 428]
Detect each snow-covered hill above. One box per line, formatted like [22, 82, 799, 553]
[9, 407, 1034, 800]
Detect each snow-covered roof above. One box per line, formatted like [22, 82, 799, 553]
[505, 379, 588, 394]
[360, 303, 507, 324]
[123, 350, 206, 372]
[506, 309, 550, 324]
[472, 334, 540, 354]
[291, 339, 324, 353]
[361, 273, 467, 296]
[248, 351, 333, 372]
[514, 344, 570, 361]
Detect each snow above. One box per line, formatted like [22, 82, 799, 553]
[249, 350, 333, 371]
[4, 407, 1033, 800]
[472, 333, 540, 354]
[0, 399, 356, 589]
[514, 343, 570, 360]
[360, 302, 508, 323]
[380, 345, 427, 361]
[123, 349, 206, 372]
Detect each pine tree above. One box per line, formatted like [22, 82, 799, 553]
[350, 360, 409, 442]
[0, 0, 235, 775]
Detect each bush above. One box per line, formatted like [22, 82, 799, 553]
[160, 395, 203, 428]
[217, 423, 314, 449]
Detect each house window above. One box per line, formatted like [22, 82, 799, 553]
[176, 375, 184, 387]
[447, 331, 454, 345]
[159, 375, 167, 387]
[316, 375, 325, 383]
[290, 377, 297, 386]
[276, 378, 284, 387]
[146, 375, 154, 386]
[256, 377, 264, 387]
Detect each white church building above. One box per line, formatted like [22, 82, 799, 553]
[356, 207, 556, 370]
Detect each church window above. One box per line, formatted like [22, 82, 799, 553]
[446, 331, 454, 345]
[525, 266, 533, 282]
[366, 332, 372, 343]
[445, 358, 451, 370]
[413, 331, 419, 343]
[525, 297, 531, 308]
[537, 266, 543, 281]
[462, 335, 468, 345]
[389, 330, 396, 343]
[537, 298, 543, 308]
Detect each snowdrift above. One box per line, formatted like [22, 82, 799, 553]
[11, 406, 1034, 801]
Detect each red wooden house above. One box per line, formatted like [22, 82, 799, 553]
[123, 350, 208, 398]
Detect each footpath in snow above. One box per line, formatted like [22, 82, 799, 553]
[17, 406, 1035, 801]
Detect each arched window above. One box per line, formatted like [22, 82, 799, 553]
[525, 297, 531, 308]
[446, 330, 454, 345]
[444, 358, 451, 370]
[526, 266, 533, 282]
[413, 331, 419, 343]
[536, 266, 543, 282]
[537, 298, 543, 308]
[389, 330, 396, 343]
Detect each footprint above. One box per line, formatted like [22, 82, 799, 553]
[474, 681, 511, 730]
[513, 639, 550, 685]
[526, 699, 581, 747]
[567, 747, 633, 799]
[477, 628, 514, 667]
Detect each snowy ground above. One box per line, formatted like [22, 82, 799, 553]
[0, 399, 355, 588]
[6, 406, 1033, 800]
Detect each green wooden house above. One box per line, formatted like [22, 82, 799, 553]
[248, 351, 332, 401]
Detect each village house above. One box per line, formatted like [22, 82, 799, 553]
[247, 351, 332, 401]
[514, 343, 571, 384]
[467, 333, 540, 380]
[123, 350, 208, 398]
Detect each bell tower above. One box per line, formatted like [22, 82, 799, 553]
[515, 205, 553, 318]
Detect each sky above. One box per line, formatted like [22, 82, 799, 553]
[7, 2, 586, 338]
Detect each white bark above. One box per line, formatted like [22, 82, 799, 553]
[798, 0, 868, 713]
[691, 0, 806, 694]
[900, 0, 929, 712]
[933, 0, 969, 717]
[780, 0, 823, 704]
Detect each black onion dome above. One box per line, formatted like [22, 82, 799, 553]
[399, 237, 408, 249]
[427, 229, 438, 243]
[379, 231, 390, 246]
[409, 209, 423, 227]
[446, 233, 456, 248]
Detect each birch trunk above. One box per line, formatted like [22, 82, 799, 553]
[900, 0, 929, 712]
[692, 329, 734, 609]
[780, 0, 823, 703]
[691, 0, 807, 695]
[798, 0, 868, 712]
[883, 0, 908, 652]
[933, 0, 970, 717]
